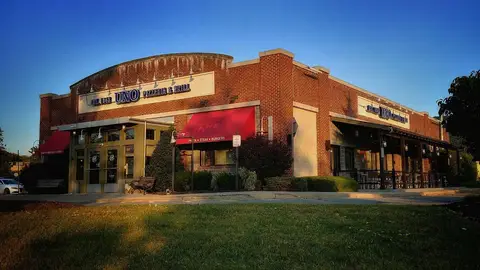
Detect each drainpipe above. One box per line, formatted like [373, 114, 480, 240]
[143, 120, 146, 177]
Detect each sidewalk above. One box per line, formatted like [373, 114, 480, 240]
[1, 187, 478, 206]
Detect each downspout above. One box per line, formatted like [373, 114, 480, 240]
[143, 120, 146, 177]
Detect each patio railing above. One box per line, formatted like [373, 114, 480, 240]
[336, 169, 448, 190]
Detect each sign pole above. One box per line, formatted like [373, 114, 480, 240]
[232, 134, 241, 191]
[235, 147, 239, 190]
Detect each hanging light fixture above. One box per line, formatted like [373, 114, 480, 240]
[422, 148, 426, 154]
[382, 141, 387, 148]
[405, 144, 409, 152]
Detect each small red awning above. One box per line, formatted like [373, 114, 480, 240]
[38, 131, 70, 155]
[176, 107, 256, 144]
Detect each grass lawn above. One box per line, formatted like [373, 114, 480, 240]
[1, 204, 480, 270]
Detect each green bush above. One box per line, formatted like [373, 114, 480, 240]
[193, 171, 212, 191]
[174, 171, 191, 192]
[459, 152, 478, 184]
[239, 167, 257, 191]
[264, 176, 358, 192]
[212, 172, 236, 191]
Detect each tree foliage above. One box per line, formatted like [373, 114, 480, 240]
[237, 136, 292, 181]
[438, 70, 480, 159]
[146, 128, 183, 191]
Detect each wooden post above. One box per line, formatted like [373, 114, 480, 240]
[400, 137, 407, 189]
[418, 143, 424, 188]
[378, 131, 386, 189]
[433, 145, 438, 187]
[456, 149, 461, 177]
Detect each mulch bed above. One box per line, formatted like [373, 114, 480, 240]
[446, 195, 480, 222]
[0, 200, 82, 213]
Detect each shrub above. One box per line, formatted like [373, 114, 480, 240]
[238, 136, 292, 181]
[174, 171, 191, 192]
[147, 127, 183, 192]
[458, 152, 478, 184]
[239, 167, 257, 191]
[211, 171, 236, 191]
[264, 176, 358, 192]
[193, 171, 212, 191]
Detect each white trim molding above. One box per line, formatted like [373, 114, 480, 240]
[293, 102, 319, 113]
[228, 59, 260, 68]
[259, 48, 294, 58]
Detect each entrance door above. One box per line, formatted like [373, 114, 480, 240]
[75, 150, 85, 193]
[88, 150, 101, 193]
[105, 149, 118, 192]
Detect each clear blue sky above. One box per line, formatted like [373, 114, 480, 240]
[0, 0, 478, 154]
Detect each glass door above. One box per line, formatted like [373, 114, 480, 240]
[88, 150, 101, 184]
[106, 149, 118, 183]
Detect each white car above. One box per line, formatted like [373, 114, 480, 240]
[0, 178, 24, 194]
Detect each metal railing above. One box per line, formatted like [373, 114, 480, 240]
[335, 169, 448, 189]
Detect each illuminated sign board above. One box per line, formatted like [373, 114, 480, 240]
[366, 105, 408, 123]
[90, 84, 191, 106]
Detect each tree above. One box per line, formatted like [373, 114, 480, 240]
[237, 136, 293, 181]
[0, 127, 4, 151]
[438, 70, 480, 160]
[146, 127, 183, 191]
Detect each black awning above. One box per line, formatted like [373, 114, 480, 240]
[331, 114, 454, 149]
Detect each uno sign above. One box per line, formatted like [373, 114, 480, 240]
[90, 84, 191, 106]
[366, 105, 408, 124]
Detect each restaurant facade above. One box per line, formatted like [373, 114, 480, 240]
[39, 49, 454, 193]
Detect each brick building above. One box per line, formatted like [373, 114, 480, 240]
[39, 48, 454, 193]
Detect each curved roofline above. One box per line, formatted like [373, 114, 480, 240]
[70, 52, 233, 88]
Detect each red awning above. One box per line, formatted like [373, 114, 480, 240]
[38, 131, 71, 155]
[176, 107, 256, 144]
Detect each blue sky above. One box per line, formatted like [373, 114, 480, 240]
[0, 0, 478, 154]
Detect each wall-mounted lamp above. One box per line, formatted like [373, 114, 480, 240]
[405, 144, 409, 152]
[72, 131, 76, 135]
[97, 128, 103, 139]
[382, 141, 387, 148]
[171, 71, 175, 85]
[90, 86, 94, 93]
[422, 149, 426, 154]
[79, 130, 85, 142]
[436, 151, 440, 156]
[189, 67, 194, 82]
[122, 125, 126, 130]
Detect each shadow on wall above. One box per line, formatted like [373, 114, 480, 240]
[342, 92, 355, 118]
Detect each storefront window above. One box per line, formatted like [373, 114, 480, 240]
[126, 156, 134, 178]
[106, 149, 118, 183]
[107, 130, 120, 142]
[88, 150, 100, 184]
[345, 147, 355, 170]
[200, 150, 234, 166]
[125, 128, 135, 140]
[146, 129, 155, 140]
